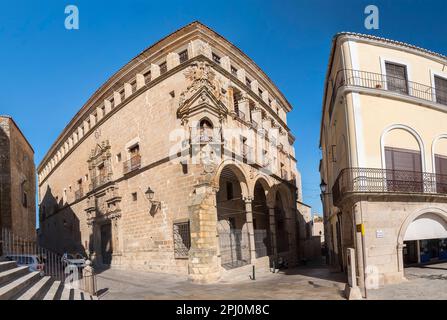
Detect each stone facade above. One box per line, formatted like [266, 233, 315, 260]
[37, 22, 308, 282]
[0, 116, 36, 240]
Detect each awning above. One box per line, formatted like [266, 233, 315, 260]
[404, 213, 447, 241]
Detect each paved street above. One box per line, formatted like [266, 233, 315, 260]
[368, 262, 447, 300]
[95, 264, 346, 300]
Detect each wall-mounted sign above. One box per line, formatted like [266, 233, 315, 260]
[376, 230, 384, 238]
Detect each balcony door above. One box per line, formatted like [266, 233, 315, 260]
[385, 147, 423, 192]
[435, 154, 447, 193]
[385, 62, 408, 94]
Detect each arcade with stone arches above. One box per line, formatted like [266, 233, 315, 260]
[187, 161, 299, 283]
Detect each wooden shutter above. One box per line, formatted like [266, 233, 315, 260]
[435, 76, 447, 105]
[385, 147, 422, 192]
[435, 154, 447, 193]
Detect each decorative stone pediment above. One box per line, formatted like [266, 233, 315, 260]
[88, 140, 111, 166]
[177, 61, 227, 120]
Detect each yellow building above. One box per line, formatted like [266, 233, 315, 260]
[320, 33, 447, 294]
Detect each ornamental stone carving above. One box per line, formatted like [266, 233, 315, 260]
[179, 61, 222, 108]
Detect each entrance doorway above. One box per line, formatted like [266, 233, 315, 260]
[100, 223, 113, 265]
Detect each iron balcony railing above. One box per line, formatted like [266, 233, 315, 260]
[329, 69, 447, 117]
[250, 119, 258, 130]
[123, 155, 141, 174]
[237, 110, 246, 121]
[332, 167, 447, 205]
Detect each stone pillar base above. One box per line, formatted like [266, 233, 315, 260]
[345, 284, 363, 300]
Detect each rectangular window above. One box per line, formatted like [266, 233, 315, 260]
[231, 66, 238, 76]
[258, 88, 263, 97]
[246, 77, 252, 87]
[212, 53, 221, 64]
[435, 154, 447, 193]
[173, 221, 191, 259]
[434, 75, 447, 105]
[179, 50, 188, 63]
[385, 62, 408, 94]
[159, 62, 167, 75]
[385, 147, 422, 192]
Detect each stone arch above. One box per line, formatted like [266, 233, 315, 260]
[267, 183, 293, 209]
[249, 174, 273, 198]
[398, 207, 447, 245]
[211, 160, 249, 198]
[380, 124, 426, 171]
[397, 207, 447, 272]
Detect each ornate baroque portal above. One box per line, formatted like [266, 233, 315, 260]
[85, 140, 122, 266]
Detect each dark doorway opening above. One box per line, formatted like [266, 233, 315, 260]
[100, 223, 113, 265]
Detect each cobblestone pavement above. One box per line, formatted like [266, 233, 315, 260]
[95, 265, 347, 300]
[368, 262, 447, 300]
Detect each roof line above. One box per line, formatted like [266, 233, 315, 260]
[39, 21, 293, 170]
[0, 115, 35, 153]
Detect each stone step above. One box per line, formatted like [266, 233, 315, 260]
[60, 285, 71, 300]
[0, 266, 29, 286]
[0, 271, 40, 300]
[17, 276, 52, 300]
[43, 280, 61, 300]
[0, 261, 17, 273]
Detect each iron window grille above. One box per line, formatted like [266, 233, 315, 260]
[173, 221, 191, 259]
[159, 62, 167, 75]
[179, 50, 188, 64]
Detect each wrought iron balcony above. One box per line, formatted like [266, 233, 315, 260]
[250, 119, 258, 129]
[332, 167, 447, 206]
[329, 69, 447, 117]
[123, 155, 141, 174]
[237, 110, 246, 121]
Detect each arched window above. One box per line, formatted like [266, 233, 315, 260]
[199, 119, 213, 143]
[382, 127, 423, 192]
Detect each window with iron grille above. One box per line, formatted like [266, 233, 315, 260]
[435, 75, 447, 105]
[212, 53, 221, 64]
[173, 221, 191, 259]
[159, 62, 167, 75]
[179, 50, 188, 64]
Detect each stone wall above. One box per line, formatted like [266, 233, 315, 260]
[0, 117, 35, 240]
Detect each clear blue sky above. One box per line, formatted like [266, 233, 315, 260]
[1, 0, 446, 216]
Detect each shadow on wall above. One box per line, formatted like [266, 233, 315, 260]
[0, 124, 10, 231]
[38, 185, 87, 258]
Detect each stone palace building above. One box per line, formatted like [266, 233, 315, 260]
[320, 32, 447, 294]
[37, 22, 310, 282]
[0, 116, 36, 241]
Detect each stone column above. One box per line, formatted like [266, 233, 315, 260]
[268, 206, 277, 257]
[244, 196, 257, 263]
[188, 183, 220, 283]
